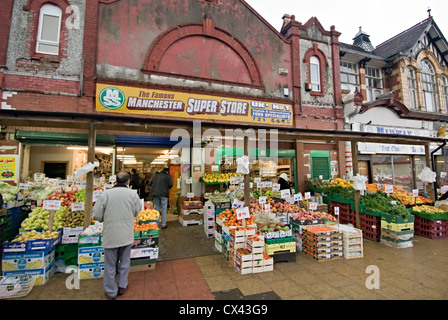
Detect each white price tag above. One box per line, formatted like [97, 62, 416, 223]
[236, 207, 250, 220]
[57, 180, 67, 188]
[264, 203, 271, 212]
[211, 165, 219, 172]
[186, 178, 193, 184]
[187, 192, 195, 198]
[441, 172, 447, 178]
[385, 185, 394, 194]
[71, 202, 85, 212]
[265, 181, 273, 188]
[19, 183, 29, 190]
[294, 193, 303, 202]
[109, 175, 117, 183]
[230, 177, 238, 184]
[281, 189, 291, 199]
[232, 199, 244, 208]
[360, 189, 365, 195]
[257, 181, 265, 188]
[272, 183, 280, 191]
[93, 190, 103, 202]
[334, 207, 340, 216]
[412, 189, 419, 197]
[43, 200, 61, 211]
[309, 202, 318, 210]
[254, 177, 261, 183]
[304, 192, 311, 200]
[259, 196, 267, 204]
[286, 196, 295, 204]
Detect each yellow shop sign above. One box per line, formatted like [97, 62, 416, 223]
[95, 84, 293, 126]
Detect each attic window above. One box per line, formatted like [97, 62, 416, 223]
[36, 4, 62, 55]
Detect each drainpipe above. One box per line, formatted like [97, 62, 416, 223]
[431, 140, 447, 201]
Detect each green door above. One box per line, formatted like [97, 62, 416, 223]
[310, 151, 331, 180]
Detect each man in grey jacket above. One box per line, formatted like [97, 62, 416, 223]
[93, 171, 141, 300]
[150, 167, 173, 229]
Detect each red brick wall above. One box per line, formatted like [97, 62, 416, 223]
[0, 0, 14, 67]
[4, 74, 79, 96]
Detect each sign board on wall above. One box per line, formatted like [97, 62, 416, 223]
[0, 155, 18, 181]
[96, 84, 293, 127]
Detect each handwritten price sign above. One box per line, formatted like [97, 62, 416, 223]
[236, 207, 250, 220]
[43, 200, 61, 211]
[71, 202, 85, 212]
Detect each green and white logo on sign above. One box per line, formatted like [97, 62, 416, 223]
[99, 87, 125, 110]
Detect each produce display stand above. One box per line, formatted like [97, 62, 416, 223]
[380, 213, 414, 248]
[179, 196, 204, 227]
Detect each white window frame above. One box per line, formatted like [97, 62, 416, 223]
[340, 61, 359, 92]
[407, 67, 418, 109]
[310, 56, 321, 92]
[442, 75, 448, 113]
[36, 4, 62, 55]
[365, 66, 383, 102]
[420, 59, 438, 112]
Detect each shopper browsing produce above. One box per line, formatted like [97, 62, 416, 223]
[150, 167, 173, 229]
[92, 171, 141, 300]
[278, 173, 291, 192]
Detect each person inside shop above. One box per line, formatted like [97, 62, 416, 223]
[140, 172, 152, 201]
[0, 192, 3, 208]
[129, 168, 141, 196]
[278, 173, 292, 193]
[92, 171, 141, 300]
[150, 167, 173, 229]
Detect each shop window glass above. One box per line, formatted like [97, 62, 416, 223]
[340, 61, 358, 92]
[372, 155, 393, 186]
[442, 75, 448, 113]
[366, 66, 383, 101]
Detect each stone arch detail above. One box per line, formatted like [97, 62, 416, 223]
[143, 19, 263, 86]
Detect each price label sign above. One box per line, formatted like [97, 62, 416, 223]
[236, 176, 244, 183]
[264, 203, 271, 212]
[19, 183, 29, 190]
[71, 202, 85, 212]
[254, 177, 261, 183]
[391, 200, 397, 205]
[412, 189, 419, 197]
[259, 196, 267, 204]
[236, 207, 250, 220]
[272, 183, 280, 191]
[186, 178, 193, 184]
[230, 177, 238, 184]
[286, 196, 295, 204]
[441, 172, 447, 178]
[304, 192, 311, 200]
[360, 189, 365, 195]
[109, 175, 117, 183]
[294, 193, 303, 202]
[281, 189, 291, 199]
[265, 181, 273, 189]
[93, 190, 103, 202]
[187, 192, 195, 198]
[43, 200, 61, 211]
[57, 180, 67, 188]
[334, 207, 340, 216]
[309, 202, 318, 210]
[257, 181, 265, 188]
[211, 165, 219, 172]
[232, 199, 244, 208]
[385, 185, 394, 194]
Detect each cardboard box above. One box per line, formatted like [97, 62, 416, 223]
[78, 235, 102, 247]
[2, 250, 55, 271]
[3, 262, 54, 286]
[78, 246, 104, 264]
[2, 230, 61, 254]
[78, 263, 105, 279]
[130, 247, 158, 259]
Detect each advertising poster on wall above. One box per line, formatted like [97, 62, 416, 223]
[0, 155, 18, 181]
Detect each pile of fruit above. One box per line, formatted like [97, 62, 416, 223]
[134, 223, 158, 232]
[411, 205, 446, 214]
[306, 178, 331, 189]
[250, 198, 299, 214]
[291, 208, 336, 222]
[217, 208, 255, 227]
[304, 225, 335, 234]
[10, 230, 60, 243]
[202, 172, 243, 184]
[137, 209, 160, 222]
[390, 189, 432, 206]
[45, 190, 78, 207]
[331, 178, 353, 188]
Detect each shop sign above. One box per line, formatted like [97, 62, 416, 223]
[363, 125, 440, 138]
[358, 142, 428, 155]
[0, 155, 18, 181]
[96, 84, 293, 127]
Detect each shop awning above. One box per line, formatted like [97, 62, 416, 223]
[15, 130, 115, 146]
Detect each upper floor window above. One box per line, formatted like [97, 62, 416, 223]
[365, 66, 383, 101]
[341, 61, 358, 92]
[420, 59, 438, 112]
[310, 56, 321, 92]
[442, 75, 448, 113]
[36, 4, 62, 55]
[407, 67, 418, 109]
